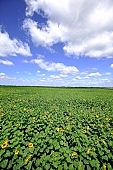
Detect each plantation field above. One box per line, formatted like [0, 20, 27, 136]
[0, 86, 113, 170]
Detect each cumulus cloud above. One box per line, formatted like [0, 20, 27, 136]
[49, 74, 68, 80]
[25, 71, 31, 75]
[104, 72, 111, 76]
[23, 19, 65, 47]
[31, 57, 79, 74]
[0, 29, 32, 57]
[24, 0, 113, 58]
[110, 64, 113, 69]
[85, 72, 102, 78]
[50, 75, 61, 79]
[0, 59, 14, 66]
[0, 72, 6, 78]
[0, 72, 11, 80]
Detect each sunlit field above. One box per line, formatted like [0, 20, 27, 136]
[0, 86, 113, 170]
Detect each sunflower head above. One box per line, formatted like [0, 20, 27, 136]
[56, 127, 60, 132]
[28, 143, 33, 148]
[1, 142, 8, 149]
[82, 130, 86, 133]
[25, 155, 32, 164]
[72, 152, 77, 157]
[14, 150, 19, 155]
[103, 164, 106, 170]
[86, 148, 91, 154]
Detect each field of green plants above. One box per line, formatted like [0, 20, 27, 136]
[0, 86, 113, 170]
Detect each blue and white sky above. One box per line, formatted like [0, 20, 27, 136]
[0, 0, 113, 87]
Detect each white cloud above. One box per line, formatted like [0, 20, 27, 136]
[110, 64, 113, 69]
[37, 73, 45, 76]
[23, 59, 29, 63]
[59, 74, 68, 78]
[31, 57, 79, 74]
[0, 29, 32, 57]
[0, 72, 5, 78]
[40, 79, 45, 82]
[86, 72, 102, 78]
[25, 71, 31, 75]
[23, 19, 65, 47]
[104, 72, 111, 76]
[0, 72, 11, 80]
[24, 0, 113, 58]
[0, 59, 14, 66]
[101, 78, 110, 81]
[50, 75, 60, 79]
[76, 76, 82, 79]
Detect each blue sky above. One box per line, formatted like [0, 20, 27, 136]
[0, 0, 113, 87]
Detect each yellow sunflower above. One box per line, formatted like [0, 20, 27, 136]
[103, 164, 106, 170]
[72, 152, 77, 157]
[28, 143, 33, 148]
[14, 150, 19, 155]
[82, 130, 86, 133]
[25, 155, 32, 164]
[56, 127, 60, 132]
[86, 148, 91, 154]
[1, 142, 8, 149]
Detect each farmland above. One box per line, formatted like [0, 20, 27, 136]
[0, 86, 113, 170]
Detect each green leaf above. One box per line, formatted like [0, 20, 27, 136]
[60, 140, 64, 145]
[53, 162, 59, 168]
[90, 159, 99, 168]
[64, 162, 68, 170]
[27, 161, 32, 170]
[35, 159, 41, 167]
[29, 147, 34, 153]
[17, 159, 24, 168]
[83, 159, 89, 165]
[5, 150, 11, 157]
[102, 155, 108, 161]
[86, 164, 92, 170]
[66, 156, 71, 163]
[13, 164, 18, 170]
[107, 163, 112, 170]
[69, 164, 74, 170]
[0, 159, 8, 168]
[0, 149, 5, 156]
[45, 163, 50, 170]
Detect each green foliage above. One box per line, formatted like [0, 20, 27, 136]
[0, 87, 113, 169]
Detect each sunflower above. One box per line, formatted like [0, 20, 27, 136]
[82, 130, 86, 133]
[100, 124, 104, 128]
[0, 113, 4, 117]
[86, 148, 91, 154]
[72, 152, 77, 157]
[14, 150, 19, 155]
[102, 140, 106, 145]
[103, 164, 106, 170]
[1, 139, 8, 147]
[105, 117, 110, 121]
[28, 143, 33, 148]
[1, 142, 8, 149]
[56, 127, 60, 132]
[25, 155, 32, 164]
[50, 120, 53, 124]
[24, 108, 27, 111]
[66, 125, 70, 130]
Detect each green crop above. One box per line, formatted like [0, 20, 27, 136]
[0, 86, 113, 170]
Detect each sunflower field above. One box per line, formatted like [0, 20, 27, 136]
[0, 86, 113, 170]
